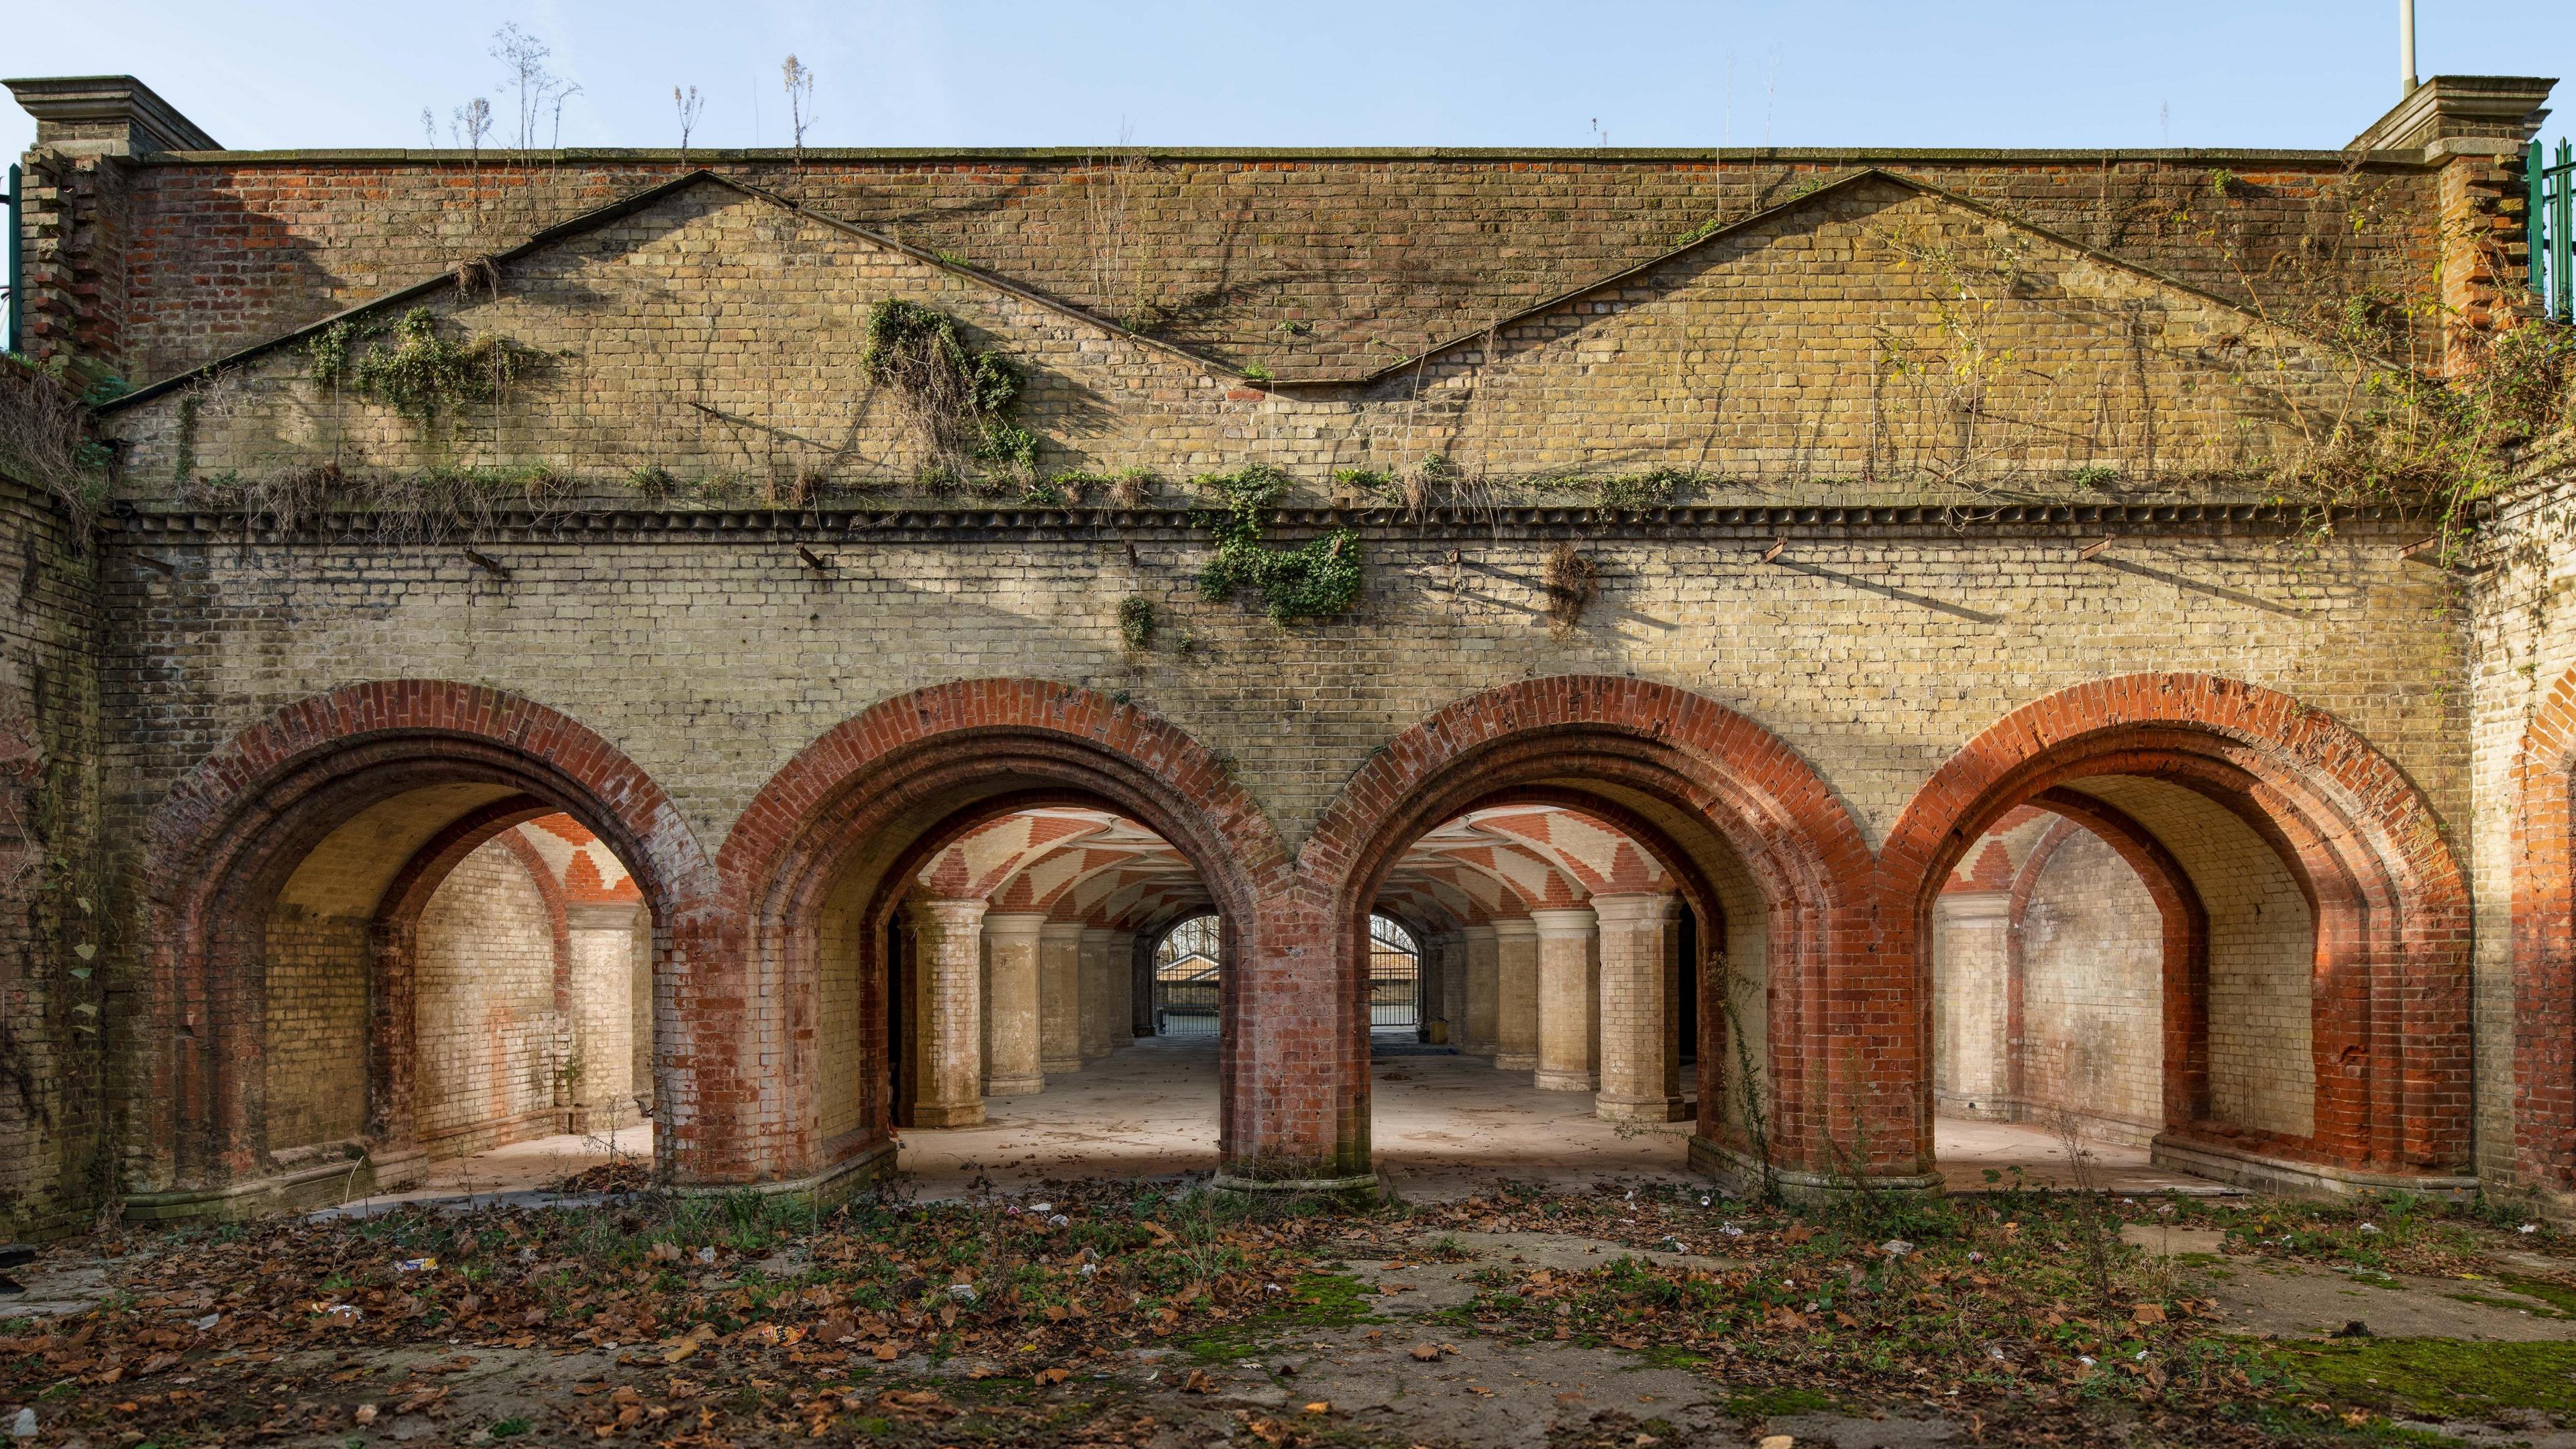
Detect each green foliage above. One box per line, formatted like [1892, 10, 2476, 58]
[1330, 466, 1399, 504]
[1117, 594, 1156, 651]
[2284, 317, 2576, 543]
[2069, 463, 2119, 489]
[1589, 466, 1696, 511]
[309, 307, 541, 423]
[1194, 465, 1364, 624]
[860, 299, 1036, 484]
[1240, 362, 1274, 384]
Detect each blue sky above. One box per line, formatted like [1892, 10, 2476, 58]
[5, 1, 2573, 158]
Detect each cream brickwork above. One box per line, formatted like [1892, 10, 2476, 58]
[1040, 922, 1085, 1074]
[260, 907, 370, 1152]
[2074, 776, 2315, 1138]
[1594, 893, 1686, 1122]
[906, 898, 987, 1129]
[2469, 470, 2576, 1183]
[1493, 920, 1540, 1073]
[983, 913, 1046, 1096]
[2018, 829, 2163, 1146]
[1532, 907, 1601, 1093]
[413, 838, 564, 1156]
[1931, 890, 2014, 1119]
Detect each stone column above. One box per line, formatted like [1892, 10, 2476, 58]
[1532, 907, 1601, 1092]
[982, 912, 1047, 1096]
[1593, 893, 1686, 1122]
[906, 897, 987, 1128]
[1107, 931, 1137, 1048]
[1933, 890, 2013, 1119]
[1435, 930, 1468, 1045]
[1462, 924, 1500, 1058]
[1040, 922, 1085, 1075]
[566, 900, 646, 1128]
[1493, 918, 1540, 1072]
[1079, 927, 1116, 1059]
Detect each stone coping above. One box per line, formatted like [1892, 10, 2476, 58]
[102, 501, 2428, 545]
[123, 145, 2439, 168]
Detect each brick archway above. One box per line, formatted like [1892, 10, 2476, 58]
[1883, 674, 2471, 1189]
[1298, 675, 1877, 1188]
[139, 682, 716, 1210]
[2515, 669, 2576, 1199]
[718, 680, 1293, 1191]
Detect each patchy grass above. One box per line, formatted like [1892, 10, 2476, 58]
[1726, 1385, 1842, 1420]
[2267, 1338, 2576, 1418]
[1181, 1270, 1380, 1362]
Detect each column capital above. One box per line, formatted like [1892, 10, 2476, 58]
[1462, 922, 1499, 945]
[983, 911, 1048, 943]
[1529, 906, 1599, 938]
[1040, 920, 1088, 945]
[565, 900, 645, 932]
[907, 896, 989, 933]
[1936, 888, 2014, 924]
[1589, 892, 1680, 924]
[1492, 917, 1539, 941]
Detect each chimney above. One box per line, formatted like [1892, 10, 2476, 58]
[4, 75, 219, 156]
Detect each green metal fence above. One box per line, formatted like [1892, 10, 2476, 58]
[2535, 138, 2575, 324]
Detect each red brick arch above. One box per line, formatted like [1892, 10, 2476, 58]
[2515, 669, 2576, 1197]
[1884, 673, 2471, 1183]
[140, 681, 716, 1201]
[717, 680, 1293, 1186]
[1299, 675, 1877, 1184]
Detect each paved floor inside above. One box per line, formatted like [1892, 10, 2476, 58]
[372, 1034, 2225, 1211]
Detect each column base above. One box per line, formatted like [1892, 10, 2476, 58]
[1494, 1052, 1538, 1072]
[1040, 1055, 1081, 1074]
[1688, 1135, 1945, 1203]
[1596, 1094, 1689, 1123]
[1533, 1069, 1599, 1093]
[1211, 1171, 1383, 1202]
[2148, 1133, 2476, 1199]
[908, 1101, 987, 1129]
[985, 1074, 1046, 1097]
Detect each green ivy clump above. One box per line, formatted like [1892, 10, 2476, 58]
[1194, 465, 1363, 625]
[309, 307, 539, 423]
[861, 299, 1037, 480]
[1588, 466, 1699, 511]
[1117, 594, 1156, 651]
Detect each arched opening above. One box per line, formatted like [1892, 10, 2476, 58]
[1299, 678, 1873, 1197]
[720, 681, 1289, 1198]
[1888, 676, 2473, 1195]
[137, 684, 710, 1216]
[1152, 913, 1222, 1038]
[1367, 914, 1422, 1038]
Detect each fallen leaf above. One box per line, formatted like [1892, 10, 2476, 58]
[1302, 1401, 1330, 1415]
[2133, 1303, 2167, 1326]
[352, 1405, 377, 1425]
[1409, 1343, 1441, 1361]
[1034, 1367, 1069, 1386]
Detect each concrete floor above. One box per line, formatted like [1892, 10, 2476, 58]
[384, 1035, 2226, 1209]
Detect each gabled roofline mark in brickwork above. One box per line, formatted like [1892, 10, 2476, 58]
[103, 170, 1239, 413]
[1335, 166, 2394, 389]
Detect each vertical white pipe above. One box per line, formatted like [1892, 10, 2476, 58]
[2400, 0, 2418, 98]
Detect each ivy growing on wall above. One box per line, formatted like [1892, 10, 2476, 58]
[308, 307, 543, 423]
[861, 299, 1038, 485]
[1194, 465, 1362, 624]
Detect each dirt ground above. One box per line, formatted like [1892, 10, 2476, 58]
[10, 1178, 2576, 1448]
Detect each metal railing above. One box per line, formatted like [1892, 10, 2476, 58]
[2534, 138, 2575, 324]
